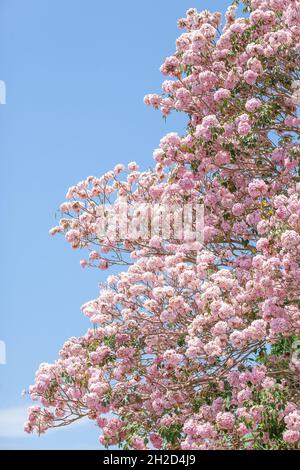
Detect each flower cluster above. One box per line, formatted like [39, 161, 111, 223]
[26, 0, 300, 450]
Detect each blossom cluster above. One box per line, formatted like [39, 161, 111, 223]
[26, 0, 300, 450]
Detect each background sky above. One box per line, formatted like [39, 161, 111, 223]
[0, 0, 230, 449]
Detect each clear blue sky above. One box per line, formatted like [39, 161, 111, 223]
[0, 0, 230, 449]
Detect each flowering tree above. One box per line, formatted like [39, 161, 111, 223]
[25, 0, 300, 450]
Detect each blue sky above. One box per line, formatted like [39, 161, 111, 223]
[0, 0, 230, 449]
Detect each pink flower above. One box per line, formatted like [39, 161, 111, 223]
[113, 163, 125, 175]
[248, 179, 268, 198]
[99, 259, 109, 270]
[244, 70, 258, 85]
[283, 430, 300, 444]
[261, 377, 276, 390]
[237, 423, 248, 437]
[179, 178, 194, 190]
[245, 98, 262, 112]
[150, 432, 163, 449]
[49, 226, 62, 236]
[214, 88, 231, 102]
[238, 121, 251, 135]
[215, 150, 230, 165]
[247, 58, 263, 74]
[153, 148, 165, 162]
[256, 237, 269, 252]
[128, 161, 139, 171]
[89, 251, 99, 260]
[212, 321, 228, 335]
[65, 229, 80, 247]
[270, 317, 289, 334]
[237, 388, 252, 404]
[281, 230, 300, 249]
[198, 71, 218, 91]
[204, 338, 222, 357]
[216, 412, 235, 430]
[163, 349, 184, 367]
[24, 421, 33, 433]
[197, 423, 217, 439]
[90, 346, 111, 364]
[144, 94, 162, 108]
[230, 330, 247, 348]
[60, 202, 71, 213]
[159, 415, 173, 427]
[160, 309, 177, 323]
[160, 132, 181, 147]
[284, 410, 300, 431]
[232, 203, 245, 216]
[202, 114, 219, 128]
[132, 437, 146, 450]
[149, 236, 162, 249]
[160, 56, 180, 76]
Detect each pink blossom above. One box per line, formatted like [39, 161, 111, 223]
[245, 98, 262, 112]
[163, 349, 184, 367]
[248, 179, 268, 198]
[283, 430, 300, 444]
[244, 70, 258, 85]
[128, 161, 139, 171]
[238, 121, 251, 135]
[216, 412, 235, 430]
[150, 432, 163, 449]
[214, 88, 231, 102]
[281, 230, 300, 249]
